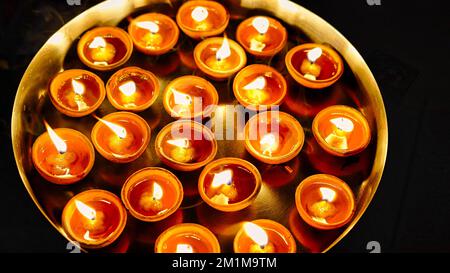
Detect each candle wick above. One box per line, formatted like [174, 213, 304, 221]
[260, 244, 266, 249]
[216, 57, 222, 62]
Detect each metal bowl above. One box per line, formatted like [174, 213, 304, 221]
[11, 0, 388, 253]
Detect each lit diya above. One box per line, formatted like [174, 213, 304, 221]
[233, 219, 296, 253]
[128, 13, 179, 55]
[244, 111, 305, 164]
[155, 223, 220, 253]
[176, 0, 229, 39]
[194, 36, 247, 80]
[62, 189, 127, 248]
[91, 111, 150, 163]
[295, 174, 355, 230]
[198, 158, 262, 212]
[233, 64, 287, 110]
[155, 120, 217, 171]
[49, 69, 105, 117]
[32, 121, 95, 185]
[106, 66, 160, 111]
[312, 105, 371, 157]
[285, 43, 344, 89]
[121, 167, 183, 222]
[77, 26, 133, 71]
[163, 75, 218, 119]
[236, 16, 287, 57]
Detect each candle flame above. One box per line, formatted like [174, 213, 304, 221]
[89, 36, 107, 49]
[243, 222, 268, 247]
[167, 138, 191, 149]
[252, 17, 270, 35]
[191, 6, 209, 22]
[152, 182, 164, 200]
[71, 79, 85, 95]
[259, 133, 279, 156]
[75, 200, 96, 221]
[96, 117, 127, 139]
[307, 47, 322, 63]
[176, 243, 194, 253]
[172, 89, 193, 105]
[320, 187, 337, 202]
[243, 76, 267, 90]
[44, 121, 67, 154]
[211, 169, 233, 188]
[136, 21, 160, 33]
[216, 36, 231, 61]
[119, 81, 137, 97]
[330, 117, 354, 133]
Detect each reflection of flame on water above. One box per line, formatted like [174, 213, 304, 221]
[259, 133, 279, 156]
[176, 243, 194, 253]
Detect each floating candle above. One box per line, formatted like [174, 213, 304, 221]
[62, 189, 127, 248]
[91, 112, 150, 163]
[233, 219, 296, 253]
[176, 0, 229, 39]
[285, 43, 344, 89]
[32, 122, 95, 185]
[106, 66, 160, 111]
[244, 111, 305, 164]
[155, 120, 217, 171]
[155, 223, 221, 253]
[233, 64, 287, 110]
[78, 27, 133, 71]
[128, 13, 179, 55]
[163, 75, 218, 119]
[295, 174, 355, 230]
[49, 69, 105, 117]
[236, 16, 287, 57]
[198, 158, 262, 212]
[194, 36, 247, 80]
[121, 167, 183, 222]
[312, 105, 371, 156]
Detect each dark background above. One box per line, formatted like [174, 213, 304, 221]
[0, 0, 449, 253]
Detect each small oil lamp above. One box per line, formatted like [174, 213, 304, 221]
[121, 167, 183, 222]
[106, 66, 160, 112]
[198, 158, 262, 212]
[77, 26, 133, 71]
[128, 13, 179, 55]
[49, 69, 106, 117]
[176, 0, 229, 39]
[62, 189, 127, 248]
[32, 121, 95, 185]
[233, 64, 287, 110]
[155, 120, 217, 171]
[233, 219, 296, 253]
[163, 75, 218, 119]
[312, 105, 371, 157]
[91, 111, 150, 163]
[285, 43, 344, 89]
[244, 111, 305, 164]
[194, 36, 247, 81]
[155, 223, 221, 253]
[295, 174, 355, 230]
[236, 16, 287, 57]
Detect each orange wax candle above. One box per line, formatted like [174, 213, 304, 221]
[106, 66, 160, 111]
[295, 174, 355, 230]
[155, 223, 220, 253]
[62, 189, 127, 248]
[233, 219, 296, 253]
[128, 13, 179, 55]
[233, 64, 287, 110]
[194, 36, 247, 81]
[91, 111, 150, 163]
[198, 158, 262, 212]
[49, 69, 105, 117]
[32, 122, 94, 185]
[312, 105, 371, 157]
[155, 120, 217, 171]
[121, 167, 183, 222]
[77, 26, 133, 71]
[244, 111, 305, 164]
[163, 75, 218, 119]
[285, 43, 344, 89]
[176, 0, 229, 39]
[236, 16, 287, 57]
